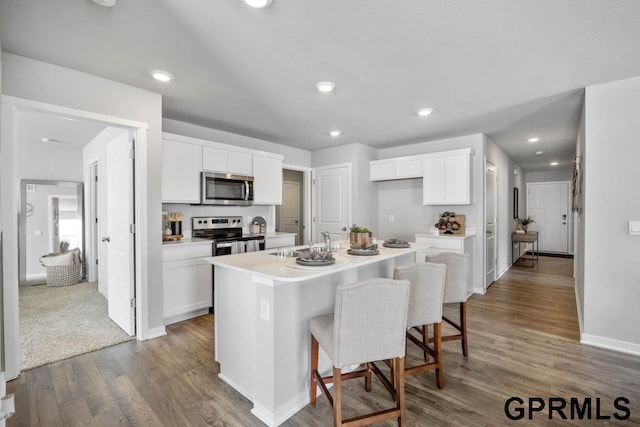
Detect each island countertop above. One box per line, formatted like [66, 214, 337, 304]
[202, 243, 419, 284]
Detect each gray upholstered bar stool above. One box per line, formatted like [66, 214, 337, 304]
[392, 262, 447, 389]
[425, 252, 471, 357]
[309, 278, 411, 426]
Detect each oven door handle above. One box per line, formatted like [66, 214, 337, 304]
[215, 242, 233, 248]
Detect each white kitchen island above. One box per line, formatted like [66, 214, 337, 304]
[203, 244, 419, 426]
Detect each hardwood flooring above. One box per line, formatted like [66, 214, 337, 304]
[8, 257, 640, 426]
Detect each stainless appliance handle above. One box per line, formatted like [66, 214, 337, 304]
[244, 181, 250, 201]
[215, 242, 234, 248]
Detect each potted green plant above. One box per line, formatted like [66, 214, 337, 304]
[519, 216, 535, 232]
[349, 224, 372, 246]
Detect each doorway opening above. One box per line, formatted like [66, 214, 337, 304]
[277, 169, 304, 246]
[9, 105, 138, 373]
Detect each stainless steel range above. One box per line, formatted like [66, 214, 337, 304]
[192, 216, 265, 256]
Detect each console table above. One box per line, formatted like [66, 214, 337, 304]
[512, 231, 539, 267]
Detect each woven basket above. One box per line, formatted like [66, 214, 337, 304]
[45, 264, 81, 287]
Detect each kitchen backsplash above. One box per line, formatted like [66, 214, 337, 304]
[162, 203, 275, 236]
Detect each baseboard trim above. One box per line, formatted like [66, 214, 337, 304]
[581, 334, 640, 356]
[139, 325, 167, 341]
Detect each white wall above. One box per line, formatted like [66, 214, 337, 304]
[1, 53, 164, 349]
[163, 118, 311, 168]
[485, 136, 525, 278]
[574, 105, 586, 332]
[581, 75, 640, 354]
[376, 134, 486, 293]
[525, 169, 572, 183]
[0, 36, 7, 404]
[311, 143, 379, 234]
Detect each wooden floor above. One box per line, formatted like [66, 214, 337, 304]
[8, 257, 640, 426]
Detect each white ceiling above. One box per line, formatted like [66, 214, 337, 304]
[16, 109, 107, 150]
[2, 0, 640, 171]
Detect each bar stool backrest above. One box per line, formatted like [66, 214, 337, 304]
[425, 252, 470, 304]
[393, 262, 447, 328]
[333, 278, 410, 367]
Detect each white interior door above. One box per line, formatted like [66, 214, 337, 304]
[279, 181, 302, 245]
[485, 162, 497, 287]
[106, 133, 135, 335]
[527, 182, 570, 253]
[312, 164, 351, 244]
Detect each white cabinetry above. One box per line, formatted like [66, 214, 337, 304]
[162, 243, 212, 325]
[253, 155, 283, 205]
[370, 156, 423, 181]
[203, 146, 252, 175]
[423, 149, 471, 205]
[162, 138, 202, 203]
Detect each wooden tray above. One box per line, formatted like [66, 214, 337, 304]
[162, 234, 184, 241]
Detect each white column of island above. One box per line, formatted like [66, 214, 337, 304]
[202, 244, 419, 426]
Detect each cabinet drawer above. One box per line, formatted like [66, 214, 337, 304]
[162, 243, 212, 261]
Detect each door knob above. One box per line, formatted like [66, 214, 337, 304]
[101, 237, 110, 242]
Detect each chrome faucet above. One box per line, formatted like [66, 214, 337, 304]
[321, 231, 332, 252]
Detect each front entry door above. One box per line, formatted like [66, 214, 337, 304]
[527, 182, 570, 253]
[105, 133, 135, 336]
[312, 164, 351, 244]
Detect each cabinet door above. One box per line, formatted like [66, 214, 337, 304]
[253, 155, 283, 205]
[265, 235, 296, 249]
[422, 156, 445, 204]
[163, 259, 212, 321]
[444, 153, 470, 204]
[202, 147, 229, 172]
[395, 158, 422, 178]
[162, 140, 202, 203]
[228, 151, 253, 175]
[370, 160, 395, 181]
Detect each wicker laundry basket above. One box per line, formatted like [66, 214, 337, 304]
[40, 249, 82, 287]
[44, 264, 82, 287]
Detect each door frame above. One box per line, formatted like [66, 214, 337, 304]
[311, 163, 353, 243]
[526, 181, 572, 254]
[484, 161, 497, 289]
[282, 164, 312, 245]
[1, 95, 148, 380]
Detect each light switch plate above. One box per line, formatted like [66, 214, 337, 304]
[629, 221, 640, 236]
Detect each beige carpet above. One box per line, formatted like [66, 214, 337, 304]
[19, 281, 134, 371]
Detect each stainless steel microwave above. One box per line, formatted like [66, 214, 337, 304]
[201, 172, 254, 206]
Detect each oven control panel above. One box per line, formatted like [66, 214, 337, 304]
[192, 216, 243, 230]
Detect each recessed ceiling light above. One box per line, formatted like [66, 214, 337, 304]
[329, 130, 341, 137]
[550, 161, 559, 166]
[41, 137, 68, 145]
[536, 150, 544, 156]
[244, 0, 272, 7]
[316, 81, 335, 93]
[417, 108, 434, 117]
[92, 0, 116, 6]
[150, 70, 173, 82]
[528, 137, 540, 143]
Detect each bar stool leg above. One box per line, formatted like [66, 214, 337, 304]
[422, 324, 429, 362]
[434, 322, 444, 389]
[365, 363, 372, 392]
[333, 367, 342, 425]
[396, 357, 406, 426]
[460, 302, 468, 357]
[310, 335, 319, 404]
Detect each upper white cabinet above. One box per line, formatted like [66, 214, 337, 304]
[162, 138, 202, 203]
[423, 149, 471, 205]
[370, 156, 422, 181]
[203, 146, 252, 176]
[253, 155, 283, 205]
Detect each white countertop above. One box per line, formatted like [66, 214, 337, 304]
[203, 244, 418, 283]
[162, 237, 212, 247]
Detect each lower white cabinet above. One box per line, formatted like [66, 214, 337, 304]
[265, 234, 296, 249]
[162, 243, 212, 325]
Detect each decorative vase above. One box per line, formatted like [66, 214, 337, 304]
[349, 232, 372, 247]
[523, 225, 528, 233]
[170, 221, 182, 236]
